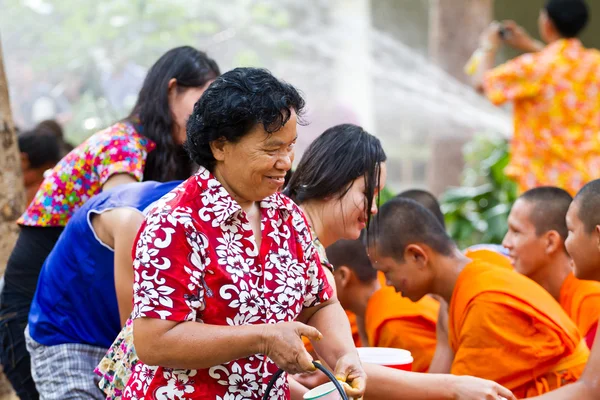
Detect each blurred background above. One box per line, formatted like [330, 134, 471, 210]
[2, 0, 600, 249]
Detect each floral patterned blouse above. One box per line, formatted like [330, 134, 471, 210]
[18, 120, 155, 227]
[484, 39, 600, 195]
[119, 167, 332, 400]
[95, 216, 336, 400]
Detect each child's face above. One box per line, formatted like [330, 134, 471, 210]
[565, 201, 600, 280]
[368, 248, 432, 302]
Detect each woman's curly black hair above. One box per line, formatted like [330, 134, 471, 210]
[126, 46, 220, 182]
[185, 67, 305, 171]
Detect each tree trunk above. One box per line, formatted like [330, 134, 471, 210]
[0, 35, 26, 400]
[426, 0, 494, 195]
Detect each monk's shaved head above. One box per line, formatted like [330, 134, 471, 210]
[326, 236, 376, 282]
[397, 189, 445, 228]
[519, 186, 572, 240]
[574, 179, 600, 234]
[369, 197, 454, 260]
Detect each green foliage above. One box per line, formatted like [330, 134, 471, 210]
[378, 186, 396, 206]
[441, 132, 517, 249]
[0, 0, 297, 143]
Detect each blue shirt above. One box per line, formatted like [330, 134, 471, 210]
[28, 180, 182, 348]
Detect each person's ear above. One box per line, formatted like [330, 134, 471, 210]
[405, 244, 429, 268]
[544, 230, 563, 255]
[336, 266, 353, 289]
[209, 138, 228, 162]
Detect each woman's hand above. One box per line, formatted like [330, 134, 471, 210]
[333, 353, 367, 399]
[449, 375, 515, 400]
[261, 321, 322, 374]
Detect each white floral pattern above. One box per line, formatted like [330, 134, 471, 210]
[123, 167, 332, 399]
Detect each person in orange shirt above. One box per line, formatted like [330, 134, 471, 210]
[326, 237, 439, 373]
[527, 179, 600, 399]
[503, 187, 600, 348]
[369, 197, 589, 398]
[472, 0, 600, 195]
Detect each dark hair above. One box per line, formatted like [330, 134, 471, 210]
[574, 179, 600, 233]
[186, 67, 305, 171]
[397, 189, 445, 228]
[545, 0, 589, 38]
[369, 197, 454, 261]
[284, 169, 294, 188]
[284, 124, 386, 229]
[18, 130, 62, 168]
[35, 119, 63, 139]
[519, 186, 572, 241]
[36, 119, 75, 155]
[326, 235, 377, 282]
[128, 46, 220, 181]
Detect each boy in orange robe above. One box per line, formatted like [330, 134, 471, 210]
[368, 198, 589, 398]
[528, 179, 600, 399]
[503, 187, 600, 348]
[326, 238, 438, 372]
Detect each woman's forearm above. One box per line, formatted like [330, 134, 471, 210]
[133, 318, 266, 369]
[309, 301, 357, 369]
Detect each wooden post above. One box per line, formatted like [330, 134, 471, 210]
[427, 0, 494, 195]
[0, 34, 26, 400]
[429, 0, 494, 85]
[0, 37, 25, 274]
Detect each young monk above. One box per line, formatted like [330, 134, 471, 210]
[368, 197, 589, 398]
[528, 179, 600, 399]
[286, 126, 515, 399]
[398, 189, 512, 268]
[503, 187, 600, 348]
[327, 237, 439, 372]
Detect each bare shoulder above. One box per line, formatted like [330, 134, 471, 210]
[101, 207, 146, 237]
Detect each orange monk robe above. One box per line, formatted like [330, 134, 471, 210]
[365, 285, 439, 372]
[303, 310, 361, 354]
[449, 260, 589, 398]
[559, 272, 600, 348]
[464, 248, 513, 270]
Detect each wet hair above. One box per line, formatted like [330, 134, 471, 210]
[574, 179, 600, 234]
[544, 0, 589, 38]
[18, 129, 62, 168]
[284, 124, 386, 229]
[284, 169, 294, 188]
[186, 67, 305, 171]
[369, 197, 454, 261]
[397, 189, 445, 228]
[326, 234, 377, 282]
[127, 46, 220, 181]
[519, 186, 572, 241]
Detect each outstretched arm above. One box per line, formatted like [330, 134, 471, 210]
[363, 363, 515, 400]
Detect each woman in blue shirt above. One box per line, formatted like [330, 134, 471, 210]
[25, 180, 182, 400]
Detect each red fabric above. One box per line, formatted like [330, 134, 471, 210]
[124, 167, 333, 399]
[586, 321, 598, 349]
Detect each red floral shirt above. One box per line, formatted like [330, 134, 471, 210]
[123, 167, 333, 400]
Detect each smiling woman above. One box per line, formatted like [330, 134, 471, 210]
[100, 68, 366, 400]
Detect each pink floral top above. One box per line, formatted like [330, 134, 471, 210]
[17, 121, 155, 227]
[123, 167, 333, 400]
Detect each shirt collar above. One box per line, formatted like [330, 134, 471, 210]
[194, 166, 295, 223]
[545, 38, 583, 55]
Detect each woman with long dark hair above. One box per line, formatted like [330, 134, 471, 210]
[285, 124, 387, 254]
[0, 46, 219, 400]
